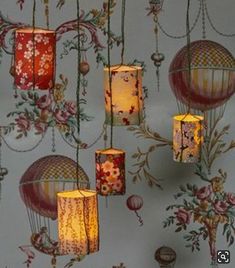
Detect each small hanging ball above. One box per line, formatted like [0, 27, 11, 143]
[151, 52, 165, 62]
[79, 61, 90, 76]
[126, 195, 143, 211]
[155, 246, 176, 266]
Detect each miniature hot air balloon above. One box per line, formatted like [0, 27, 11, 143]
[126, 195, 144, 226]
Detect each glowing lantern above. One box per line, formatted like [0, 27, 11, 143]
[169, 40, 235, 111]
[104, 65, 143, 126]
[173, 114, 203, 163]
[57, 190, 99, 256]
[95, 148, 125, 196]
[14, 28, 56, 90]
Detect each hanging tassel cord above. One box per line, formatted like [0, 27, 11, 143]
[186, 0, 192, 115]
[107, 0, 113, 148]
[120, 0, 126, 65]
[32, 0, 36, 91]
[76, 0, 81, 190]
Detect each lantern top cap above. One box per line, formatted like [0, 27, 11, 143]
[15, 27, 55, 34]
[104, 65, 142, 72]
[174, 114, 203, 122]
[96, 148, 125, 155]
[57, 189, 97, 199]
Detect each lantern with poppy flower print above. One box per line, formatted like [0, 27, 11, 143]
[14, 28, 56, 90]
[104, 65, 143, 126]
[173, 114, 203, 163]
[95, 148, 125, 196]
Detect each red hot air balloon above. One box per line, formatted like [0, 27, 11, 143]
[169, 40, 235, 112]
[126, 195, 144, 226]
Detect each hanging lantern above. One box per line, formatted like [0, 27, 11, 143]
[14, 27, 56, 90]
[95, 148, 125, 196]
[104, 65, 143, 126]
[173, 114, 203, 163]
[126, 195, 144, 226]
[169, 40, 235, 112]
[57, 189, 99, 256]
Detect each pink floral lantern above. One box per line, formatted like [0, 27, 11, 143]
[104, 65, 143, 126]
[173, 114, 204, 163]
[95, 148, 125, 196]
[14, 28, 56, 90]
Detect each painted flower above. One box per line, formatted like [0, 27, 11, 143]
[196, 186, 212, 201]
[106, 168, 120, 183]
[102, 160, 114, 173]
[54, 109, 69, 124]
[38, 68, 45, 76]
[175, 208, 191, 225]
[24, 50, 33, 60]
[65, 101, 77, 115]
[211, 177, 224, 193]
[112, 180, 123, 192]
[214, 201, 228, 214]
[26, 40, 33, 51]
[34, 120, 46, 134]
[34, 34, 43, 43]
[43, 37, 50, 45]
[17, 43, 23, 50]
[227, 193, 235, 205]
[101, 184, 111, 195]
[36, 95, 52, 110]
[15, 115, 30, 132]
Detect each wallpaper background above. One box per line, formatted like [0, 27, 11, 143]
[0, 0, 234, 268]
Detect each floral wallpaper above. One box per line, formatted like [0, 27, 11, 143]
[0, 1, 234, 268]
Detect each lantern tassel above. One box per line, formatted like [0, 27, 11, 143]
[134, 211, 144, 226]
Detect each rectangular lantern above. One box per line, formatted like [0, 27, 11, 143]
[14, 28, 56, 90]
[95, 148, 125, 196]
[173, 114, 203, 163]
[104, 65, 143, 126]
[57, 190, 99, 255]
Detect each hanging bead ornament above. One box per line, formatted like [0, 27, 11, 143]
[148, 0, 165, 91]
[79, 37, 90, 96]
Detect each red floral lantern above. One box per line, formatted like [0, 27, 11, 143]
[14, 28, 56, 90]
[95, 148, 125, 196]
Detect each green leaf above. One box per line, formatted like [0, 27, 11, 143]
[180, 185, 186, 192]
[175, 227, 182, 232]
[20, 92, 28, 101]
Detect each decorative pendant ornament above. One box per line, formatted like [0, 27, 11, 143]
[104, 65, 143, 126]
[57, 189, 99, 255]
[148, 0, 165, 91]
[80, 42, 90, 96]
[126, 195, 144, 226]
[14, 27, 56, 90]
[154, 246, 176, 268]
[173, 114, 203, 163]
[0, 128, 8, 200]
[95, 148, 125, 196]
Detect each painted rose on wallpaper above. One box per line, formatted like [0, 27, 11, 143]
[164, 168, 235, 266]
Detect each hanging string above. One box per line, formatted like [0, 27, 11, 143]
[120, 0, 126, 64]
[32, 0, 36, 91]
[107, 0, 113, 148]
[186, 0, 192, 114]
[76, 0, 81, 189]
[44, 0, 50, 29]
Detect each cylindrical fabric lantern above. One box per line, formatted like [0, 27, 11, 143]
[104, 65, 143, 126]
[95, 148, 125, 196]
[173, 114, 203, 163]
[57, 190, 99, 256]
[14, 28, 56, 90]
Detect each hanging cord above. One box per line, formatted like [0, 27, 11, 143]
[44, 0, 50, 29]
[76, 0, 81, 190]
[120, 0, 126, 65]
[107, 0, 113, 148]
[186, 0, 192, 115]
[32, 0, 36, 91]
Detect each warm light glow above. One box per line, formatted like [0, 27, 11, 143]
[96, 148, 125, 196]
[173, 114, 203, 163]
[104, 65, 143, 126]
[57, 189, 99, 255]
[14, 27, 56, 90]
